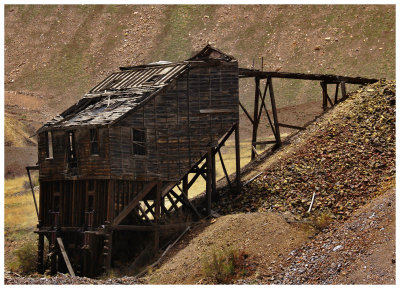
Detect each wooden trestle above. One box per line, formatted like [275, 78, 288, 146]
[238, 68, 378, 160]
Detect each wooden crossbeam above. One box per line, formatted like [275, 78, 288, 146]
[217, 149, 233, 193]
[112, 181, 157, 225]
[143, 200, 155, 217]
[137, 203, 152, 223]
[239, 101, 254, 125]
[169, 190, 201, 219]
[238, 68, 378, 84]
[166, 193, 180, 212]
[253, 140, 277, 145]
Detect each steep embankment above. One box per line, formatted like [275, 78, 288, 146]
[143, 80, 395, 284]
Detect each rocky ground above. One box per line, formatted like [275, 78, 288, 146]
[4, 272, 142, 285]
[216, 80, 395, 223]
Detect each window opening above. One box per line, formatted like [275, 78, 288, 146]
[132, 128, 146, 155]
[46, 131, 53, 159]
[90, 129, 99, 155]
[67, 131, 77, 168]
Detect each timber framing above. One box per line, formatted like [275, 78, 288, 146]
[239, 67, 378, 160]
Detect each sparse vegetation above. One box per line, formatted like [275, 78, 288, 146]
[13, 239, 38, 273]
[202, 246, 249, 283]
[311, 210, 334, 231]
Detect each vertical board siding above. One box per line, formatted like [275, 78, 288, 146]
[113, 61, 238, 181]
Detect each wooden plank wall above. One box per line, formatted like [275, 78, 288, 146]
[38, 128, 110, 180]
[113, 61, 239, 181]
[39, 180, 109, 227]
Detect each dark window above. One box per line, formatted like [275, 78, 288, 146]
[67, 131, 77, 168]
[132, 128, 146, 155]
[90, 129, 99, 155]
[45, 131, 53, 159]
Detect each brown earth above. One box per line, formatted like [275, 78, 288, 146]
[144, 212, 315, 284]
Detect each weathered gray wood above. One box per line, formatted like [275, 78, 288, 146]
[57, 237, 76, 277]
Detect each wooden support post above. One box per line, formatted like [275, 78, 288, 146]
[206, 150, 212, 216]
[37, 234, 44, 274]
[50, 242, 57, 275]
[268, 77, 282, 147]
[154, 182, 161, 254]
[217, 149, 233, 193]
[235, 123, 241, 195]
[321, 81, 328, 110]
[211, 148, 217, 201]
[251, 77, 260, 160]
[334, 83, 339, 104]
[107, 180, 114, 222]
[26, 167, 39, 220]
[340, 81, 347, 100]
[183, 175, 188, 198]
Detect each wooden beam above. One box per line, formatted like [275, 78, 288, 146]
[206, 150, 212, 216]
[169, 190, 201, 220]
[334, 83, 339, 104]
[277, 123, 306, 131]
[37, 234, 44, 274]
[57, 237, 75, 277]
[239, 101, 254, 125]
[154, 182, 161, 253]
[238, 68, 378, 84]
[268, 77, 282, 146]
[341, 81, 347, 100]
[235, 123, 241, 195]
[252, 140, 277, 145]
[112, 181, 157, 225]
[251, 77, 260, 160]
[211, 148, 217, 201]
[26, 167, 39, 220]
[217, 149, 233, 193]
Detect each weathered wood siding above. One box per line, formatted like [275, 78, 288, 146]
[111, 61, 239, 181]
[38, 128, 110, 180]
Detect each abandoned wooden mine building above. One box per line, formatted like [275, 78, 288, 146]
[31, 45, 241, 276]
[27, 44, 378, 277]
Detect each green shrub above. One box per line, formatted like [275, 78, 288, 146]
[15, 239, 37, 273]
[312, 211, 334, 231]
[202, 246, 248, 283]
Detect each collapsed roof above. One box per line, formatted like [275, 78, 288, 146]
[37, 45, 235, 133]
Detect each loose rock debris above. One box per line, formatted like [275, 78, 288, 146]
[216, 80, 395, 223]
